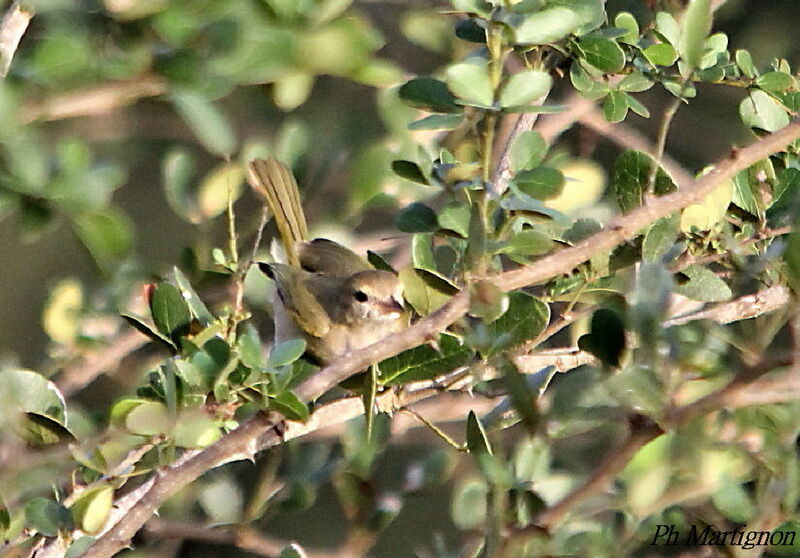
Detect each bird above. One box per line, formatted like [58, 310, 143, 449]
[247, 158, 408, 364]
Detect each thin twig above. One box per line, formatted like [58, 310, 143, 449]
[0, 1, 33, 78]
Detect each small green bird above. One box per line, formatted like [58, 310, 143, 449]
[248, 158, 408, 364]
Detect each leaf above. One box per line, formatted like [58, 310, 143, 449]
[513, 167, 564, 199]
[238, 323, 265, 368]
[18, 412, 76, 445]
[162, 147, 197, 222]
[613, 151, 677, 213]
[510, 130, 547, 171]
[603, 90, 629, 122]
[43, 279, 83, 345]
[445, 59, 494, 107]
[614, 11, 639, 44]
[577, 308, 626, 367]
[498, 230, 554, 256]
[412, 234, 436, 272]
[173, 410, 222, 448]
[642, 214, 679, 262]
[451, 479, 488, 530]
[481, 292, 549, 357]
[396, 202, 438, 233]
[514, 7, 581, 45]
[735, 49, 756, 78]
[756, 71, 795, 93]
[398, 77, 461, 113]
[739, 90, 790, 132]
[466, 410, 492, 456]
[655, 12, 680, 46]
[499, 70, 552, 107]
[171, 89, 236, 155]
[270, 391, 310, 422]
[121, 313, 175, 349]
[280, 543, 309, 558]
[70, 485, 113, 535]
[378, 333, 474, 385]
[437, 202, 470, 237]
[0, 368, 66, 424]
[549, 0, 604, 35]
[124, 400, 170, 436]
[786, 230, 800, 293]
[679, 0, 711, 69]
[712, 481, 754, 523]
[500, 360, 539, 431]
[197, 162, 244, 220]
[624, 93, 650, 118]
[72, 209, 133, 271]
[469, 280, 509, 323]
[680, 176, 732, 232]
[399, 267, 458, 315]
[268, 338, 307, 368]
[642, 43, 678, 66]
[407, 114, 463, 131]
[576, 36, 625, 73]
[619, 71, 654, 93]
[675, 265, 732, 302]
[172, 267, 213, 325]
[391, 160, 429, 185]
[25, 498, 72, 537]
[150, 282, 192, 343]
[570, 62, 609, 100]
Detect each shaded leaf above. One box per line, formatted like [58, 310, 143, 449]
[510, 130, 547, 171]
[481, 292, 549, 356]
[391, 160, 429, 185]
[577, 308, 626, 367]
[378, 333, 474, 385]
[25, 498, 72, 537]
[150, 282, 192, 343]
[577, 36, 625, 73]
[270, 391, 310, 422]
[396, 202, 438, 233]
[675, 265, 732, 302]
[466, 410, 492, 456]
[398, 77, 461, 113]
[739, 90, 790, 132]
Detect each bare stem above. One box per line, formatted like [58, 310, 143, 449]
[0, 1, 33, 78]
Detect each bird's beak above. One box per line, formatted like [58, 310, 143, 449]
[381, 298, 405, 314]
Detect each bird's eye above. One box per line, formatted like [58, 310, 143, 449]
[353, 290, 368, 302]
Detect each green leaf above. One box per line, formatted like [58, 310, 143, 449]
[238, 323, 265, 368]
[173, 410, 222, 448]
[270, 391, 310, 422]
[150, 282, 192, 343]
[162, 148, 197, 223]
[613, 151, 677, 213]
[549, 0, 604, 35]
[399, 267, 458, 315]
[396, 202, 438, 233]
[739, 90, 790, 132]
[756, 71, 795, 93]
[642, 214, 679, 262]
[466, 410, 492, 456]
[378, 333, 474, 385]
[514, 7, 581, 46]
[481, 292, 549, 356]
[499, 70, 552, 107]
[498, 230, 554, 256]
[500, 360, 539, 431]
[124, 400, 170, 436]
[624, 93, 650, 118]
[712, 481, 754, 523]
[0, 368, 66, 425]
[72, 209, 133, 271]
[614, 11, 639, 44]
[412, 234, 436, 272]
[675, 265, 732, 302]
[398, 77, 461, 113]
[513, 167, 564, 199]
[445, 59, 494, 107]
[619, 71, 654, 93]
[576, 36, 625, 73]
[70, 485, 113, 535]
[197, 162, 244, 220]
[786, 230, 800, 292]
[451, 479, 488, 530]
[603, 90, 629, 123]
[569, 62, 609, 100]
[510, 130, 547, 171]
[268, 338, 307, 368]
[407, 114, 463, 131]
[391, 160, 429, 185]
[121, 313, 175, 349]
[577, 308, 626, 367]
[437, 202, 470, 237]
[171, 89, 236, 155]
[642, 43, 678, 66]
[18, 412, 76, 445]
[172, 267, 213, 325]
[656, 12, 680, 46]
[280, 543, 309, 558]
[679, 0, 711, 69]
[469, 280, 509, 323]
[735, 49, 756, 78]
[25, 498, 72, 537]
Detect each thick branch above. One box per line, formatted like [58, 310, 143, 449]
[0, 1, 32, 78]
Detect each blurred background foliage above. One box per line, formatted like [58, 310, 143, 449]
[3, 0, 800, 557]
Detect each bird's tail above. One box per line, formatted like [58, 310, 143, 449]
[248, 157, 309, 267]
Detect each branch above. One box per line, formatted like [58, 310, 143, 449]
[21, 76, 167, 123]
[78, 121, 800, 557]
[0, 1, 32, 78]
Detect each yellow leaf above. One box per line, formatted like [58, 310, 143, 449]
[42, 279, 83, 345]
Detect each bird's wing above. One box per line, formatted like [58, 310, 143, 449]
[248, 158, 308, 267]
[298, 238, 373, 278]
[259, 263, 331, 338]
